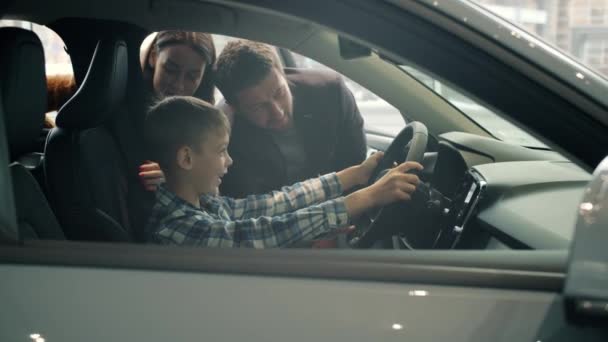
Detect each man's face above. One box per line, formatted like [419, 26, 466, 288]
[234, 67, 293, 131]
[150, 44, 206, 98]
[190, 129, 233, 195]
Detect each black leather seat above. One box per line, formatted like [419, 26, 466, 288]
[45, 39, 132, 241]
[0, 27, 65, 240]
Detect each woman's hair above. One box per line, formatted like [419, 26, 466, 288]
[141, 31, 216, 104]
[45, 73, 78, 128]
[47, 74, 77, 112]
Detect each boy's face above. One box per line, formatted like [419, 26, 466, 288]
[233, 67, 293, 131]
[190, 129, 233, 195]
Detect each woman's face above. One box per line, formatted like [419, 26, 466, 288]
[150, 44, 207, 98]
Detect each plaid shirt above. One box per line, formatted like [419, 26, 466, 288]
[146, 173, 349, 248]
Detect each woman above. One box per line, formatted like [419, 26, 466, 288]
[141, 30, 216, 103]
[139, 31, 217, 190]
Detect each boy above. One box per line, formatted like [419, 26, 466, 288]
[145, 96, 422, 248]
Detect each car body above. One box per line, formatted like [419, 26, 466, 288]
[0, 0, 607, 341]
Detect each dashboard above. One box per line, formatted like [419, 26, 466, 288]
[405, 132, 591, 250]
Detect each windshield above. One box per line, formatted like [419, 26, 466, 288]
[472, 0, 608, 81]
[399, 65, 547, 148]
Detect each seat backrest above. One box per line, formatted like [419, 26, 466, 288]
[0, 27, 65, 240]
[45, 39, 131, 242]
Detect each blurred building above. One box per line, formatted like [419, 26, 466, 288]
[476, 0, 608, 75]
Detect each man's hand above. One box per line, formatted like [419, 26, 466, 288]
[344, 161, 423, 218]
[139, 161, 165, 191]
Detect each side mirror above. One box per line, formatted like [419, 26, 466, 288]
[564, 155, 608, 325]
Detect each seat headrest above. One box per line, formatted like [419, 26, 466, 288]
[0, 28, 47, 159]
[57, 39, 128, 130]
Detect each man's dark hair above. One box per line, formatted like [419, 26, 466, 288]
[145, 96, 230, 173]
[214, 40, 282, 104]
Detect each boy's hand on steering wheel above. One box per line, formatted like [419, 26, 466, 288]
[366, 161, 423, 206]
[344, 161, 423, 218]
[357, 151, 384, 185]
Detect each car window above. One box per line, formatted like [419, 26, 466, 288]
[291, 52, 404, 136]
[213, 34, 237, 58]
[0, 20, 74, 125]
[212, 34, 286, 67]
[0, 20, 73, 77]
[473, 0, 608, 80]
[399, 65, 547, 148]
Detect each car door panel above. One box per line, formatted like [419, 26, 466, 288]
[0, 245, 605, 342]
[0, 242, 594, 342]
[0, 265, 563, 342]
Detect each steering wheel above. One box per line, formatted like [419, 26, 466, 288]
[350, 121, 428, 248]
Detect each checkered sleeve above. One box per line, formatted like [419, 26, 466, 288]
[153, 197, 349, 248]
[223, 173, 344, 220]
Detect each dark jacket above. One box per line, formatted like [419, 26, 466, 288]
[220, 68, 367, 198]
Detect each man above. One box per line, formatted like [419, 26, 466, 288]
[214, 40, 367, 197]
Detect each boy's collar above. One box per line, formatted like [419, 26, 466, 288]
[158, 184, 202, 209]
